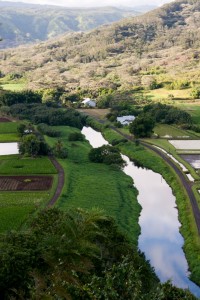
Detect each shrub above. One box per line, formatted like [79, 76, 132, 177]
[68, 132, 84, 141]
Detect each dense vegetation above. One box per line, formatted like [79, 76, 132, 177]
[1, 0, 200, 92]
[89, 145, 125, 167]
[3, 102, 86, 129]
[0, 207, 197, 299]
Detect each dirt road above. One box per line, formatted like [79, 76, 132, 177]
[47, 157, 65, 207]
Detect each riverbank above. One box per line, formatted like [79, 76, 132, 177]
[109, 129, 200, 285]
[85, 118, 200, 287]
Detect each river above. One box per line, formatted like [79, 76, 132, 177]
[82, 126, 200, 298]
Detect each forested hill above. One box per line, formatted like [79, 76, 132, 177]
[0, 2, 139, 49]
[1, 0, 200, 91]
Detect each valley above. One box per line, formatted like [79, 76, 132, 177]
[0, 0, 200, 298]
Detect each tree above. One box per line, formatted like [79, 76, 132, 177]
[190, 87, 200, 99]
[89, 145, 125, 168]
[129, 115, 155, 138]
[18, 134, 40, 156]
[53, 139, 68, 158]
[0, 208, 197, 299]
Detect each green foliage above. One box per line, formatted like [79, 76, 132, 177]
[143, 103, 193, 125]
[0, 90, 42, 106]
[166, 80, 191, 90]
[68, 132, 84, 141]
[89, 145, 125, 167]
[10, 103, 86, 128]
[190, 87, 200, 99]
[53, 139, 68, 158]
[37, 123, 61, 137]
[18, 133, 49, 156]
[129, 114, 155, 138]
[0, 207, 196, 299]
[97, 94, 113, 108]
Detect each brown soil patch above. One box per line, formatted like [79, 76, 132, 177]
[0, 117, 11, 122]
[0, 176, 53, 191]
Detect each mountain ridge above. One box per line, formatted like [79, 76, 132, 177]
[0, 0, 200, 92]
[0, 2, 140, 49]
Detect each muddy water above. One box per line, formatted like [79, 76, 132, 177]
[82, 126, 200, 297]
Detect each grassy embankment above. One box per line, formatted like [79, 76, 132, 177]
[0, 122, 22, 142]
[45, 125, 141, 245]
[99, 125, 200, 286]
[0, 121, 57, 232]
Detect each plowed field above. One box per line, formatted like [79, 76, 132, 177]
[0, 176, 53, 191]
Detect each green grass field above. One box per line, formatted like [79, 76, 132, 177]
[0, 156, 57, 175]
[1, 83, 26, 91]
[154, 124, 196, 138]
[45, 126, 141, 245]
[0, 122, 19, 133]
[177, 103, 200, 125]
[0, 192, 51, 232]
[0, 121, 21, 141]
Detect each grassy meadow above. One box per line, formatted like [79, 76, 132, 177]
[45, 126, 141, 245]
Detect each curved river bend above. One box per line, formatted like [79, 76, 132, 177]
[82, 126, 200, 298]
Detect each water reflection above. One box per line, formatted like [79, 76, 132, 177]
[82, 127, 200, 297]
[82, 126, 108, 148]
[0, 143, 19, 155]
[122, 154, 200, 297]
[181, 154, 200, 169]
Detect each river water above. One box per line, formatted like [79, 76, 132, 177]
[82, 126, 200, 297]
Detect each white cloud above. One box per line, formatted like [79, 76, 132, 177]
[1, 0, 174, 8]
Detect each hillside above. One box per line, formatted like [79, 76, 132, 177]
[1, 0, 200, 92]
[0, 2, 139, 49]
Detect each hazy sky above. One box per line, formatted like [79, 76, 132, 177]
[1, 0, 174, 8]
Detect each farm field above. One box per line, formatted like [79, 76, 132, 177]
[176, 102, 200, 125]
[0, 156, 57, 174]
[78, 108, 110, 119]
[0, 120, 22, 142]
[0, 191, 54, 232]
[0, 175, 53, 191]
[0, 119, 58, 232]
[169, 140, 200, 150]
[154, 124, 196, 138]
[45, 125, 140, 245]
[0, 158, 57, 232]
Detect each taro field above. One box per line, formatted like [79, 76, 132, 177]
[0, 156, 58, 232]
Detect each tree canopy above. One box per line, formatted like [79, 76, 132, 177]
[0, 207, 197, 299]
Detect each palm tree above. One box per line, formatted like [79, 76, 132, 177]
[30, 208, 108, 298]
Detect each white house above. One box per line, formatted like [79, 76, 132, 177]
[81, 98, 96, 108]
[117, 115, 135, 125]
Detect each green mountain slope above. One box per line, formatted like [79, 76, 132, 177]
[0, 0, 200, 91]
[0, 2, 139, 49]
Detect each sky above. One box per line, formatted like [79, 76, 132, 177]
[1, 0, 174, 8]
